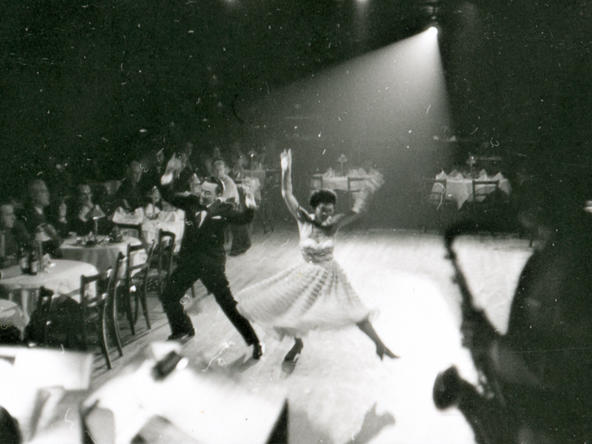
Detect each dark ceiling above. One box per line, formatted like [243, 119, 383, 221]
[1, 0, 591, 202]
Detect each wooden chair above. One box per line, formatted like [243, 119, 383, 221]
[124, 241, 155, 335]
[79, 268, 114, 369]
[155, 229, 200, 300]
[422, 178, 448, 210]
[114, 222, 144, 242]
[471, 179, 500, 204]
[157, 230, 176, 298]
[347, 176, 367, 208]
[469, 179, 501, 216]
[417, 178, 454, 232]
[107, 252, 126, 360]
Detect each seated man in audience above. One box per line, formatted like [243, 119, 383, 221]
[117, 160, 146, 211]
[142, 148, 167, 191]
[20, 179, 62, 255]
[0, 200, 30, 267]
[96, 180, 122, 217]
[213, 158, 252, 255]
[71, 184, 110, 235]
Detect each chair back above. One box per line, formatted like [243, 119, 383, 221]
[422, 178, 448, 209]
[109, 252, 126, 293]
[126, 242, 155, 286]
[79, 268, 112, 353]
[115, 223, 144, 241]
[347, 176, 367, 196]
[471, 179, 500, 202]
[80, 268, 112, 313]
[157, 229, 176, 280]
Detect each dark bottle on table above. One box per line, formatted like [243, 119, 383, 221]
[18, 245, 29, 273]
[29, 244, 39, 275]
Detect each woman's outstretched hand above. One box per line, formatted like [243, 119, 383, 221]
[280, 149, 292, 172]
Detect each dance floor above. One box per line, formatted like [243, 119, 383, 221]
[92, 228, 533, 444]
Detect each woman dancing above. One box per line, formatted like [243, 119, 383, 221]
[238, 149, 397, 363]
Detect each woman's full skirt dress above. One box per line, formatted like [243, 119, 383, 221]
[237, 219, 371, 337]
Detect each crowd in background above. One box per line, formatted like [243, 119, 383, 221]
[0, 141, 275, 267]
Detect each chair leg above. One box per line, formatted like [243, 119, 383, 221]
[124, 289, 136, 336]
[99, 305, 112, 369]
[140, 290, 151, 330]
[109, 293, 124, 357]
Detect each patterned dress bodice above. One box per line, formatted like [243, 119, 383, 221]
[298, 220, 335, 263]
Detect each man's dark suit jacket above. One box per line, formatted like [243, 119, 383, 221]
[116, 178, 145, 211]
[1, 221, 30, 261]
[161, 187, 254, 266]
[19, 204, 61, 255]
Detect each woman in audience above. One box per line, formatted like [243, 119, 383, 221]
[48, 195, 72, 238]
[144, 186, 163, 219]
[20, 179, 62, 255]
[71, 184, 110, 235]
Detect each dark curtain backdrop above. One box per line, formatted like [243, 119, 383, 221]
[1, 0, 591, 226]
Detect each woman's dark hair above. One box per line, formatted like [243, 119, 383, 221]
[309, 189, 337, 208]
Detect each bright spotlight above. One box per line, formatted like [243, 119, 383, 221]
[427, 26, 438, 37]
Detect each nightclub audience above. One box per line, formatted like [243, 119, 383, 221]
[0, 201, 30, 267]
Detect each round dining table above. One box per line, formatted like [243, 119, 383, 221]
[59, 236, 144, 272]
[0, 259, 99, 316]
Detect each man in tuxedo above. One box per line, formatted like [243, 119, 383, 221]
[117, 160, 146, 210]
[159, 166, 264, 359]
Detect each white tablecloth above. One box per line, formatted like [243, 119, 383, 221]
[0, 260, 99, 315]
[59, 236, 143, 272]
[310, 175, 372, 192]
[431, 173, 511, 209]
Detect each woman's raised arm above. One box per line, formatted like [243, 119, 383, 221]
[280, 149, 301, 219]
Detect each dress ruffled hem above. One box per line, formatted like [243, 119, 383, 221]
[236, 259, 372, 338]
